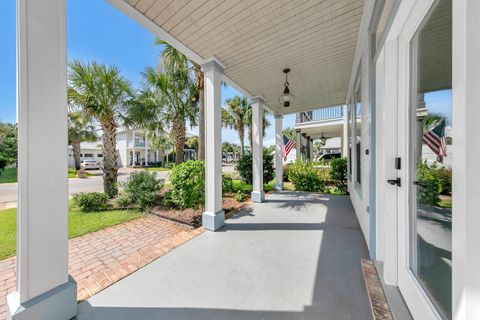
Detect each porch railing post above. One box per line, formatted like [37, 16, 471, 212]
[201, 58, 225, 231]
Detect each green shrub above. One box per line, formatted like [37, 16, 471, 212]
[119, 171, 162, 209]
[234, 190, 247, 202]
[222, 174, 234, 194]
[288, 160, 326, 192]
[0, 156, 7, 175]
[236, 150, 275, 185]
[435, 167, 452, 195]
[73, 192, 110, 212]
[283, 164, 291, 182]
[330, 158, 348, 194]
[417, 161, 442, 206]
[166, 160, 205, 209]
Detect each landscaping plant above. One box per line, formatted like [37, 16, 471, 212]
[73, 192, 110, 212]
[234, 190, 247, 202]
[222, 174, 234, 194]
[165, 160, 205, 209]
[288, 159, 326, 192]
[236, 150, 274, 185]
[330, 158, 348, 194]
[416, 161, 443, 206]
[118, 171, 162, 210]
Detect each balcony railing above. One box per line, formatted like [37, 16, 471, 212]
[128, 141, 146, 148]
[297, 105, 344, 123]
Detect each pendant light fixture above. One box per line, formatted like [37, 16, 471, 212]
[279, 68, 295, 107]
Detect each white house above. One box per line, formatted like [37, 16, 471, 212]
[68, 128, 196, 168]
[10, 0, 480, 319]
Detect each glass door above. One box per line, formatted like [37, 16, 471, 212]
[408, 0, 452, 318]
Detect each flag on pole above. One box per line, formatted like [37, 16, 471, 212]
[422, 119, 447, 163]
[282, 135, 295, 160]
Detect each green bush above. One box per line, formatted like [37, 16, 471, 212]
[283, 164, 291, 182]
[330, 158, 348, 194]
[234, 190, 247, 202]
[73, 192, 110, 212]
[222, 174, 234, 194]
[417, 161, 442, 206]
[119, 171, 162, 209]
[236, 150, 275, 185]
[436, 167, 452, 195]
[0, 156, 7, 175]
[166, 160, 205, 209]
[288, 160, 326, 192]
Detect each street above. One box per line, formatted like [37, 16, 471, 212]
[0, 168, 170, 209]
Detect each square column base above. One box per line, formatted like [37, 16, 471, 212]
[7, 276, 77, 320]
[251, 191, 265, 203]
[202, 210, 225, 231]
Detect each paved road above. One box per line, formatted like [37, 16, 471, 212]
[0, 169, 170, 209]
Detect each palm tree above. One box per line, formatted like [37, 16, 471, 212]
[148, 131, 172, 167]
[245, 105, 271, 151]
[282, 127, 296, 142]
[134, 66, 197, 165]
[222, 96, 249, 155]
[68, 60, 132, 198]
[155, 39, 205, 161]
[67, 112, 97, 170]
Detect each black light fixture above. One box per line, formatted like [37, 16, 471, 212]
[279, 68, 295, 107]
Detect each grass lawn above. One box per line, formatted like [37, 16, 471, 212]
[232, 179, 276, 193]
[145, 167, 171, 172]
[0, 168, 17, 184]
[0, 202, 143, 260]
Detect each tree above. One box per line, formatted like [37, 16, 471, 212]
[68, 60, 132, 198]
[148, 131, 173, 166]
[0, 122, 17, 165]
[282, 127, 296, 142]
[138, 66, 197, 165]
[68, 112, 97, 170]
[245, 106, 270, 151]
[186, 135, 199, 158]
[221, 96, 249, 155]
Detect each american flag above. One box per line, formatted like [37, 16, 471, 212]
[422, 119, 447, 163]
[282, 135, 295, 160]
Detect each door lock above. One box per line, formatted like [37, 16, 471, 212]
[387, 178, 401, 187]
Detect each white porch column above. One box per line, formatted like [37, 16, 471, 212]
[295, 129, 302, 160]
[274, 113, 283, 191]
[8, 1, 77, 319]
[453, 1, 480, 319]
[251, 97, 265, 203]
[342, 105, 349, 157]
[201, 58, 225, 231]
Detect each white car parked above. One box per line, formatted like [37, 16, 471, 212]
[80, 159, 100, 170]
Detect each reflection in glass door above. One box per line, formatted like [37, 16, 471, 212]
[409, 0, 452, 318]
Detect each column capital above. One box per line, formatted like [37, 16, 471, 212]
[201, 56, 225, 73]
[295, 128, 301, 133]
[250, 96, 266, 106]
[274, 113, 283, 119]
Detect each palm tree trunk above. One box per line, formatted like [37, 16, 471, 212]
[72, 140, 82, 170]
[172, 116, 186, 165]
[239, 127, 245, 156]
[101, 119, 118, 198]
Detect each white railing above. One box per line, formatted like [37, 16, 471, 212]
[297, 105, 344, 123]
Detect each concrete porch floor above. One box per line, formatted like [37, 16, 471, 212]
[76, 191, 371, 320]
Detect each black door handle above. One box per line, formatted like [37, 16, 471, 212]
[413, 180, 428, 188]
[387, 178, 401, 187]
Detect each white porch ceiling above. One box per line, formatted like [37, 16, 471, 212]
[119, 0, 364, 114]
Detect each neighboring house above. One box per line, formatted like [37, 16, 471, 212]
[294, 105, 349, 160]
[68, 128, 196, 168]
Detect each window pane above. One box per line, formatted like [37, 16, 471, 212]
[348, 104, 353, 178]
[355, 84, 362, 185]
[410, 0, 452, 318]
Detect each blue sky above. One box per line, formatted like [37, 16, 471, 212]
[0, 0, 295, 146]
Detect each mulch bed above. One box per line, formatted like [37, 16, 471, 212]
[150, 196, 252, 228]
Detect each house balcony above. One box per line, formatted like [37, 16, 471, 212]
[296, 105, 344, 124]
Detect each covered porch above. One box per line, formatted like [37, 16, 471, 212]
[77, 192, 371, 320]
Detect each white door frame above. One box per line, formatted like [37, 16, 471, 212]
[389, 0, 447, 318]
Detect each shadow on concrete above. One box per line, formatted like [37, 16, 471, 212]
[76, 191, 371, 320]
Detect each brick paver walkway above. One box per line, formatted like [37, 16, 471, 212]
[0, 216, 204, 320]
